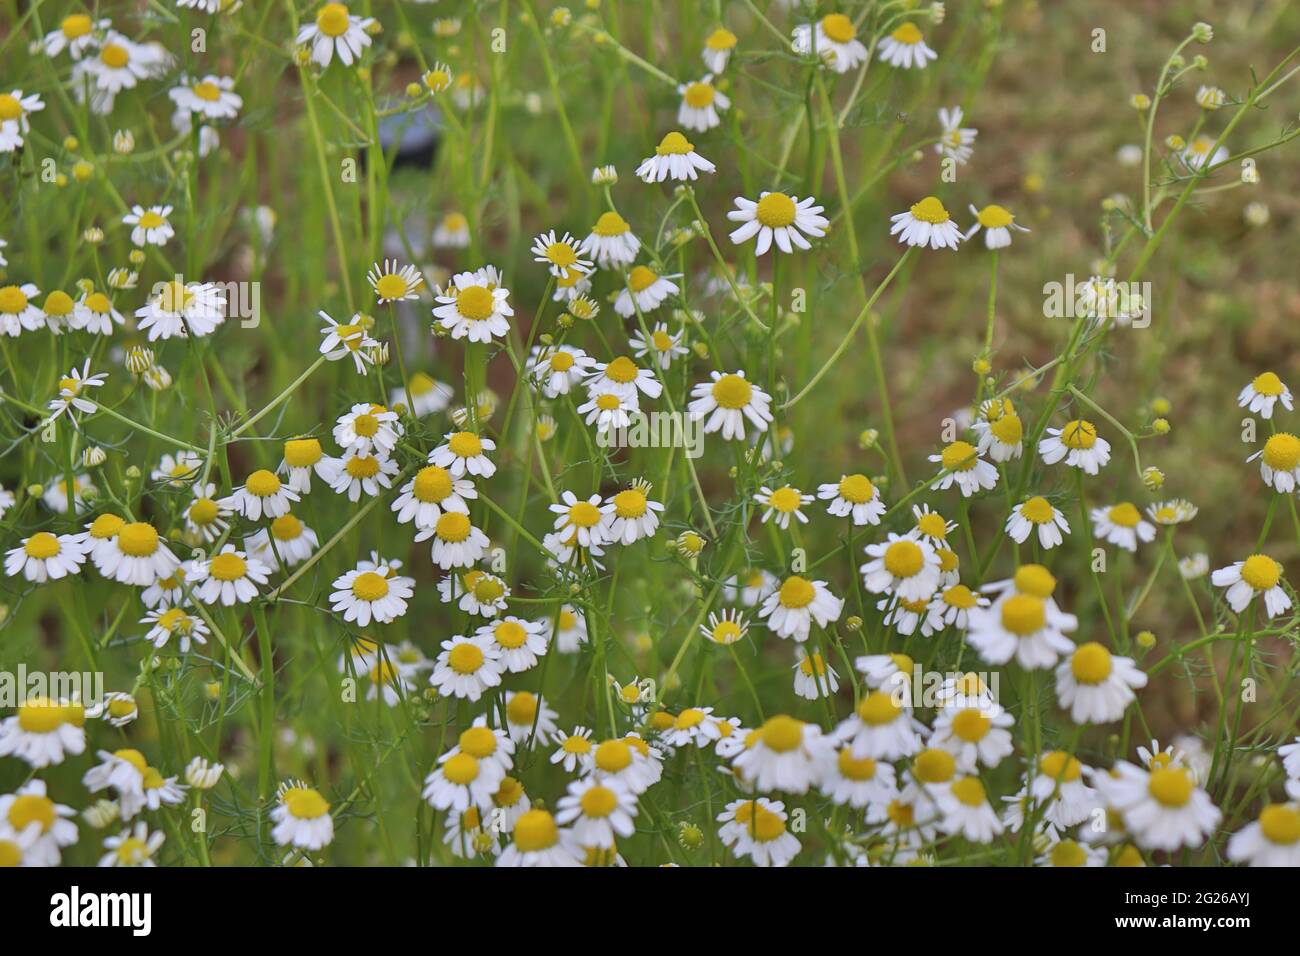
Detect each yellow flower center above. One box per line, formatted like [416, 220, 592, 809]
[1107, 502, 1141, 528]
[1060, 419, 1098, 450]
[884, 540, 925, 578]
[1039, 750, 1082, 782]
[435, 511, 472, 543]
[351, 571, 389, 602]
[1071, 642, 1113, 684]
[210, 552, 247, 581]
[268, 514, 301, 541]
[0, 839, 21, 867]
[1147, 767, 1193, 808]
[767, 486, 802, 513]
[596, 393, 622, 411]
[913, 748, 957, 784]
[989, 412, 1023, 444]
[494, 620, 528, 649]
[943, 584, 978, 609]
[627, 267, 658, 294]
[244, 469, 281, 497]
[710, 620, 743, 644]
[951, 708, 991, 742]
[1259, 804, 1300, 845]
[412, 465, 453, 503]
[459, 726, 497, 758]
[891, 21, 923, 45]
[192, 81, 222, 102]
[547, 351, 576, 374]
[1000, 594, 1046, 636]
[100, 43, 129, 69]
[1262, 432, 1300, 471]
[1020, 496, 1054, 524]
[18, 697, 84, 732]
[683, 81, 716, 108]
[507, 691, 538, 724]
[316, 2, 351, 38]
[1014, 564, 1056, 597]
[655, 131, 694, 156]
[594, 739, 631, 772]
[651, 330, 674, 351]
[711, 373, 753, 409]
[1252, 371, 1284, 397]
[283, 438, 322, 467]
[43, 291, 75, 317]
[820, 13, 855, 43]
[567, 501, 601, 528]
[138, 211, 166, 229]
[0, 286, 29, 314]
[777, 575, 815, 609]
[62, 14, 93, 38]
[614, 488, 647, 518]
[592, 211, 629, 236]
[908, 196, 950, 225]
[1052, 840, 1087, 867]
[1240, 554, 1282, 590]
[759, 715, 804, 753]
[837, 750, 877, 781]
[447, 642, 484, 674]
[857, 691, 902, 726]
[447, 431, 483, 458]
[755, 192, 797, 228]
[705, 27, 737, 50]
[345, 454, 380, 479]
[951, 777, 986, 807]
[455, 285, 495, 321]
[9, 795, 56, 833]
[23, 532, 61, 560]
[798, 653, 827, 676]
[514, 810, 559, 852]
[940, 440, 978, 472]
[580, 785, 619, 818]
[976, 205, 1015, 229]
[442, 753, 479, 785]
[545, 241, 579, 268]
[117, 522, 159, 557]
[84, 292, 112, 314]
[375, 273, 409, 300]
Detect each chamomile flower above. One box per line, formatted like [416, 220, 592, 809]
[367, 259, 424, 303]
[1211, 553, 1291, 618]
[967, 564, 1078, 669]
[141, 606, 209, 652]
[1038, 838, 1107, 868]
[1248, 432, 1300, 492]
[701, 27, 738, 72]
[272, 438, 327, 493]
[297, 2, 374, 68]
[333, 403, 402, 457]
[0, 282, 45, 334]
[551, 491, 609, 549]
[817, 473, 886, 525]
[1238, 371, 1292, 419]
[661, 707, 719, 749]
[877, 595, 932, 636]
[930, 440, 998, 496]
[432, 211, 470, 248]
[47, 360, 107, 423]
[43, 14, 109, 59]
[929, 704, 1015, 771]
[580, 211, 641, 268]
[4, 531, 86, 582]
[169, 75, 241, 120]
[1056, 643, 1147, 725]
[0, 90, 44, 151]
[700, 608, 749, 645]
[725, 568, 778, 607]
[758, 574, 844, 642]
[476, 617, 548, 673]
[74, 32, 168, 111]
[122, 205, 174, 247]
[793, 650, 840, 700]
[530, 344, 596, 397]
[555, 778, 637, 849]
[930, 777, 1004, 843]
[834, 691, 925, 762]
[878, 21, 938, 69]
[1038, 419, 1111, 474]
[391, 465, 474, 531]
[96, 819, 163, 867]
[423, 740, 509, 815]
[1006, 496, 1070, 549]
[431, 430, 497, 478]
[89, 692, 140, 728]
[1181, 134, 1228, 170]
[531, 230, 592, 281]
[792, 14, 868, 74]
[390, 372, 453, 418]
[497, 809, 580, 867]
[1023, 751, 1098, 828]
[330, 563, 414, 627]
[190, 545, 271, 605]
[440, 569, 509, 618]
[935, 106, 977, 164]
[430, 634, 504, 702]
[1091, 502, 1156, 552]
[150, 450, 201, 487]
[42, 474, 95, 514]
[588, 354, 663, 400]
[1098, 761, 1220, 852]
[727, 192, 828, 255]
[890, 196, 963, 250]
[677, 74, 730, 131]
[551, 727, 595, 773]
[433, 267, 513, 342]
[822, 746, 899, 808]
[1227, 803, 1300, 867]
[222, 469, 299, 521]
[615, 265, 680, 317]
[317, 311, 379, 373]
[861, 533, 943, 602]
[418, 511, 490, 569]
[733, 716, 833, 794]
[271, 782, 334, 851]
[717, 798, 801, 866]
[46, 288, 87, 335]
[97, 520, 179, 587]
[0, 780, 78, 865]
[635, 130, 715, 183]
[135, 279, 227, 340]
[600, 481, 664, 545]
[972, 398, 1025, 462]
[1147, 498, 1198, 526]
[966, 204, 1030, 249]
[923, 585, 989, 635]
[754, 485, 813, 530]
[0, 698, 87, 768]
[504, 691, 559, 745]
[629, 322, 688, 370]
[689, 370, 774, 440]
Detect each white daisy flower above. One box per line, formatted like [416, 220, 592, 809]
[430, 430, 497, 478]
[1055, 642, 1148, 725]
[430, 633, 504, 702]
[417, 511, 491, 569]
[550, 727, 595, 773]
[222, 469, 299, 521]
[0, 698, 87, 768]
[46, 360, 107, 423]
[134, 279, 227, 340]
[817, 473, 885, 526]
[1097, 761, 1220, 852]
[967, 565, 1078, 669]
[365, 258, 424, 304]
[43, 14, 109, 59]
[733, 716, 833, 795]
[277, 438, 333, 493]
[861, 533, 942, 602]
[930, 439, 998, 496]
[922, 585, 988, 636]
[688, 369, 773, 440]
[599, 481, 664, 545]
[725, 568, 778, 607]
[833, 690, 925, 762]
[550, 490, 609, 549]
[935, 106, 977, 164]
[529, 344, 596, 397]
[189, 545, 271, 605]
[754, 484, 813, 530]
[504, 691, 559, 745]
[391, 465, 473, 530]
[614, 265, 680, 317]
[551, 606, 588, 652]
[73, 32, 168, 113]
[141, 605, 209, 653]
[1090, 502, 1156, 552]
[89, 691, 140, 728]
[423, 742, 507, 814]
[930, 776, 1004, 843]
[890, 196, 963, 250]
[635, 130, 715, 183]
[791, 14, 868, 74]
[432, 267, 513, 342]
[122, 205, 174, 247]
[440, 569, 509, 618]
[1147, 498, 1199, 527]
[1037, 419, 1111, 474]
[0, 90, 45, 151]
[1238, 371, 1292, 419]
[1005, 496, 1070, 549]
[580, 211, 641, 268]
[1180, 134, 1228, 170]
[330, 563, 414, 627]
[169, 74, 241, 120]
[793, 650, 840, 700]
[496, 809, 580, 867]
[4, 531, 86, 582]
[1211, 554, 1291, 618]
[271, 782, 334, 850]
[317, 311, 379, 374]
[677, 74, 730, 130]
[390, 371, 453, 417]
[96, 520, 180, 587]
[877, 21, 937, 69]
[1227, 803, 1300, 867]
[555, 778, 638, 848]
[296, 2, 374, 68]
[965, 203, 1030, 249]
[432, 210, 470, 248]
[531, 230, 593, 280]
[727, 191, 828, 256]
[929, 704, 1014, 772]
[0, 282, 45, 334]
[701, 27, 738, 72]
[0, 780, 79, 865]
[971, 398, 1025, 461]
[716, 797, 801, 866]
[1248, 432, 1300, 492]
[821, 745, 899, 808]
[476, 616, 548, 673]
[587, 354, 662, 401]
[578, 383, 640, 434]
[629, 322, 688, 371]
[758, 575, 843, 642]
